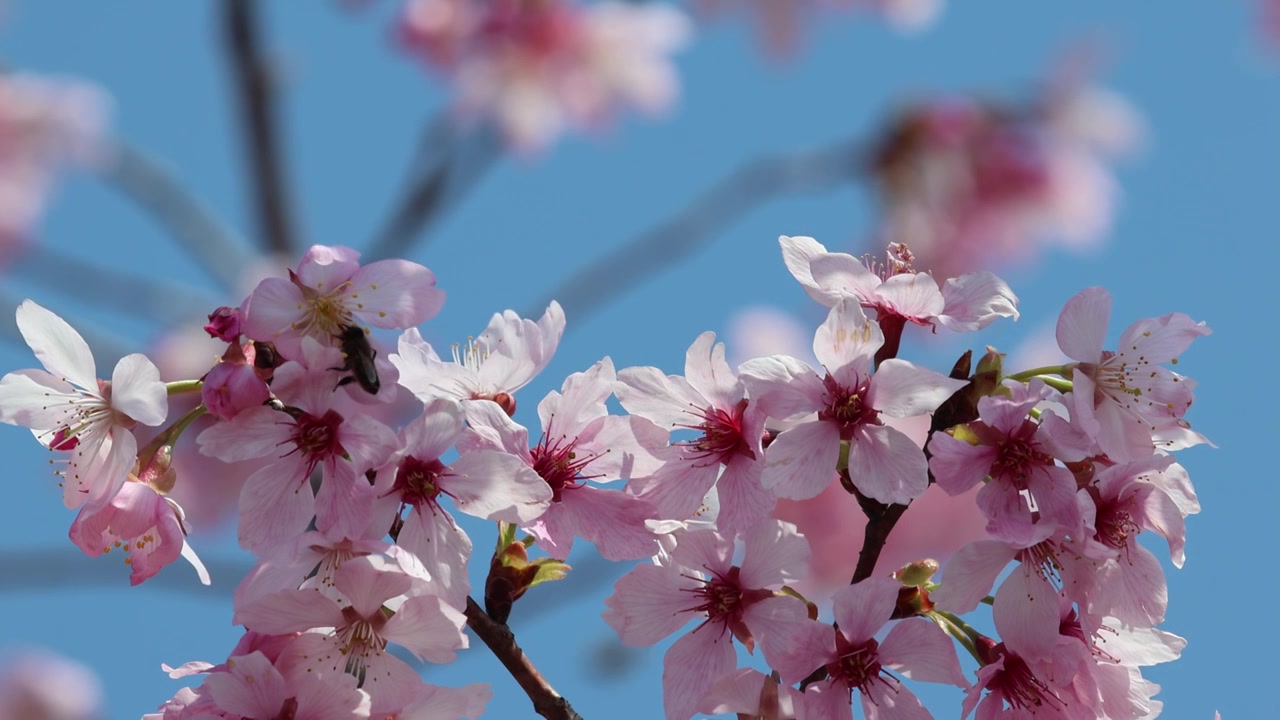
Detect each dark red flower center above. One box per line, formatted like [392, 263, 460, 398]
[678, 399, 754, 465]
[827, 634, 890, 703]
[818, 374, 878, 437]
[530, 427, 601, 502]
[284, 409, 347, 479]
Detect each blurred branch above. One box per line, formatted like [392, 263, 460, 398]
[528, 136, 862, 325]
[222, 0, 298, 257]
[100, 142, 251, 290]
[11, 245, 220, 327]
[464, 596, 584, 720]
[367, 121, 501, 261]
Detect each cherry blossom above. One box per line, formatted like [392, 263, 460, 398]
[740, 298, 967, 504]
[778, 577, 967, 720]
[1056, 286, 1210, 461]
[616, 331, 774, 536]
[69, 478, 210, 586]
[0, 300, 168, 510]
[603, 519, 811, 720]
[237, 554, 468, 716]
[392, 300, 564, 416]
[241, 244, 444, 357]
[462, 358, 664, 560]
[781, 235, 1020, 334]
[400, 0, 690, 150]
[0, 648, 104, 720]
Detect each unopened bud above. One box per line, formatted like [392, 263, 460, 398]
[895, 558, 939, 587]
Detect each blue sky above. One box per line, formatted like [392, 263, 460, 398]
[0, 2, 1274, 718]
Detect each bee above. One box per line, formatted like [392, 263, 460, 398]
[333, 324, 380, 394]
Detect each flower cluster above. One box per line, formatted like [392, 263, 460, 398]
[398, 0, 690, 150]
[0, 236, 1207, 718]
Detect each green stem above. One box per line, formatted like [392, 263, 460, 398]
[929, 610, 982, 664]
[1037, 375, 1074, 393]
[1004, 365, 1070, 382]
[165, 404, 208, 443]
[166, 380, 204, 395]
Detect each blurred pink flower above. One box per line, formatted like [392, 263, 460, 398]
[0, 73, 109, 262]
[0, 648, 103, 720]
[868, 65, 1141, 279]
[400, 0, 690, 151]
[696, 0, 942, 57]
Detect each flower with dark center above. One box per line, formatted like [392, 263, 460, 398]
[281, 408, 348, 480]
[679, 565, 772, 651]
[677, 398, 755, 466]
[970, 639, 1064, 715]
[529, 428, 602, 502]
[391, 455, 455, 515]
[817, 374, 878, 438]
[826, 635, 893, 706]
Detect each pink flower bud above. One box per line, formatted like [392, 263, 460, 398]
[204, 306, 242, 341]
[201, 359, 269, 421]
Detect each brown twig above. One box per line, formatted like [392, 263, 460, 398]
[526, 136, 862, 324]
[464, 596, 584, 720]
[222, 0, 298, 256]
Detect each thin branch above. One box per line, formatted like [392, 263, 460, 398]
[100, 142, 251, 290]
[10, 245, 221, 328]
[527, 136, 862, 323]
[222, 0, 298, 256]
[367, 123, 501, 261]
[464, 596, 584, 720]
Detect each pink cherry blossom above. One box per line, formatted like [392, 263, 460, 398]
[1055, 286, 1210, 461]
[241, 244, 444, 357]
[463, 358, 663, 560]
[697, 0, 942, 57]
[928, 380, 1090, 544]
[200, 342, 269, 421]
[401, 0, 690, 151]
[616, 331, 775, 537]
[204, 651, 372, 720]
[0, 300, 168, 510]
[375, 396, 551, 605]
[741, 298, 967, 504]
[395, 682, 492, 720]
[238, 554, 468, 716]
[603, 520, 811, 720]
[782, 577, 966, 720]
[392, 301, 564, 416]
[69, 478, 210, 586]
[197, 363, 398, 554]
[0, 73, 109, 262]
[779, 235, 1020, 333]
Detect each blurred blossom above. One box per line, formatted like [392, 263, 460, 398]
[724, 304, 816, 367]
[868, 66, 1141, 280]
[0, 649, 104, 720]
[0, 73, 110, 262]
[399, 0, 690, 151]
[697, 0, 942, 56]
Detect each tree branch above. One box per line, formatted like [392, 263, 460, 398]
[527, 136, 862, 323]
[100, 141, 251, 290]
[367, 122, 500, 261]
[464, 596, 584, 720]
[222, 0, 297, 256]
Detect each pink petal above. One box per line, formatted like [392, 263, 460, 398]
[930, 540, 1017, 614]
[15, 299, 97, 391]
[868, 359, 967, 418]
[295, 244, 361, 289]
[205, 652, 287, 718]
[809, 252, 884, 304]
[738, 355, 825, 421]
[831, 577, 898, 643]
[402, 398, 466, 461]
[847, 424, 930, 505]
[400, 683, 492, 720]
[760, 419, 842, 500]
[552, 486, 659, 561]
[382, 594, 468, 664]
[994, 568, 1061, 662]
[349, 258, 445, 328]
[237, 589, 344, 635]
[313, 462, 374, 541]
[0, 369, 77, 430]
[1055, 286, 1110, 363]
[813, 298, 882, 373]
[237, 462, 314, 554]
[683, 331, 741, 411]
[338, 414, 399, 473]
[928, 431, 998, 496]
[662, 629, 736, 720]
[602, 564, 699, 646]
[667, 527, 735, 573]
[197, 406, 295, 462]
[630, 458, 720, 522]
[879, 619, 967, 688]
[242, 277, 306, 344]
[863, 678, 932, 720]
[714, 457, 774, 538]
[615, 366, 707, 428]
[1116, 312, 1210, 367]
[779, 235, 838, 306]
[71, 423, 136, 510]
[874, 272, 945, 321]
[937, 271, 1020, 332]
[739, 519, 810, 588]
[446, 451, 551, 523]
[398, 509, 472, 608]
[1095, 545, 1167, 627]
